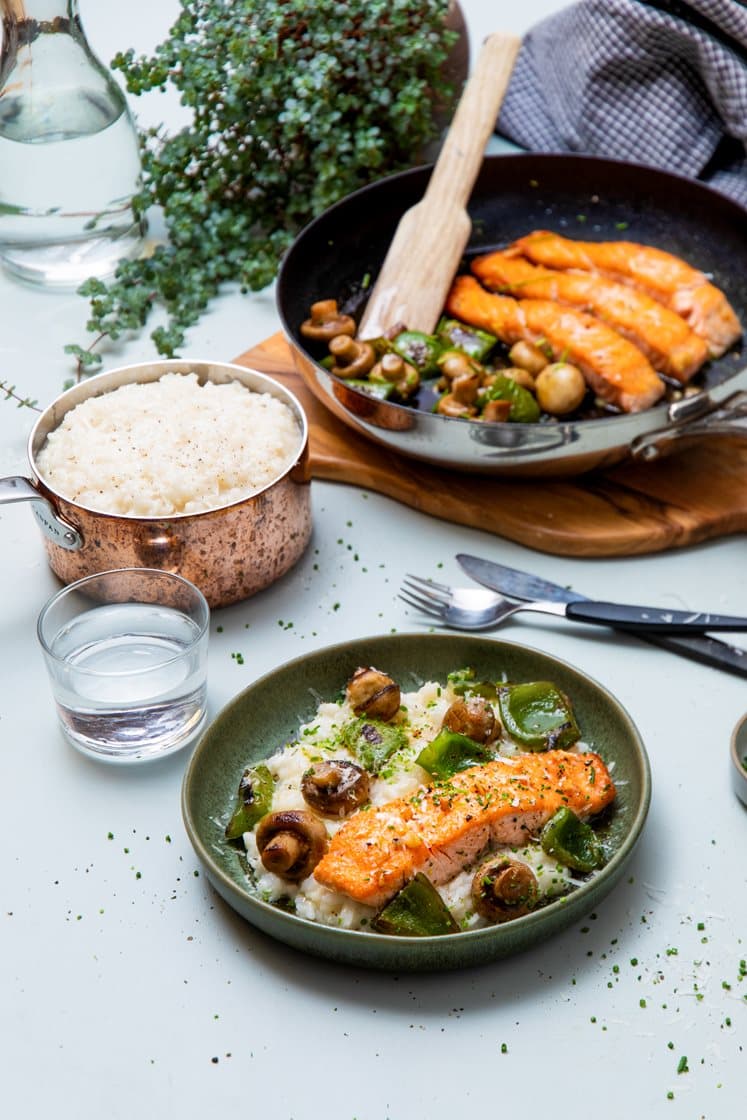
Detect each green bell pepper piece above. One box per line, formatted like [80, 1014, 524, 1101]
[481, 375, 540, 423]
[540, 807, 603, 872]
[436, 316, 497, 361]
[392, 330, 442, 375]
[498, 681, 580, 751]
[340, 717, 408, 774]
[415, 728, 494, 780]
[343, 378, 394, 400]
[225, 763, 274, 839]
[372, 873, 459, 936]
[446, 666, 497, 700]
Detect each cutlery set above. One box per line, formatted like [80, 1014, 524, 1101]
[400, 554, 747, 678]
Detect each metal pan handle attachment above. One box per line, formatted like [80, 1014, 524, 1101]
[0, 476, 83, 550]
[630, 368, 747, 462]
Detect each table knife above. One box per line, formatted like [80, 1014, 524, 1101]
[456, 553, 747, 678]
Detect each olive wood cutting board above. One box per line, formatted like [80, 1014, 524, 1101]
[234, 332, 747, 558]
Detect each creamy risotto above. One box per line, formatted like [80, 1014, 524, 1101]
[227, 669, 612, 934]
[36, 372, 302, 516]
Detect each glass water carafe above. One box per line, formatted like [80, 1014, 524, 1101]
[0, 0, 146, 286]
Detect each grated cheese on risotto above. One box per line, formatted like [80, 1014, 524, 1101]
[36, 372, 302, 516]
[240, 678, 576, 932]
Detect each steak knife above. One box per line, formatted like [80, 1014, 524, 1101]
[456, 553, 747, 678]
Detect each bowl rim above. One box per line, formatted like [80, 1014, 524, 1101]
[181, 632, 652, 952]
[729, 712, 747, 807]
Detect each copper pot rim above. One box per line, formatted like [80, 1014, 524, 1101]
[27, 358, 310, 522]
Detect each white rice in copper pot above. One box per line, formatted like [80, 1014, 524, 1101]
[36, 372, 302, 516]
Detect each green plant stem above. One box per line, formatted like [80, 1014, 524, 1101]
[67, 0, 457, 375]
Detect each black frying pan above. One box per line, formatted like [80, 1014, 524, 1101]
[276, 153, 747, 475]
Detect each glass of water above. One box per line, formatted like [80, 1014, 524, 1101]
[37, 569, 210, 763]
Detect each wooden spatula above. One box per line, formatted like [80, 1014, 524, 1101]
[357, 31, 521, 341]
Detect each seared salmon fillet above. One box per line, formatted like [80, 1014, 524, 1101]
[471, 250, 709, 383]
[446, 275, 665, 412]
[313, 749, 615, 908]
[508, 231, 742, 358]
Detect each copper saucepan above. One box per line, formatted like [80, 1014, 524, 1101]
[0, 360, 312, 607]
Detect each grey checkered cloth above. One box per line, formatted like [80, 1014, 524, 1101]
[497, 0, 747, 207]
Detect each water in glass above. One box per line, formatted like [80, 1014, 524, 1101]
[47, 601, 208, 760]
[0, 0, 146, 285]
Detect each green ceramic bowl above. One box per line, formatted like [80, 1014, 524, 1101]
[182, 634, 651, 971]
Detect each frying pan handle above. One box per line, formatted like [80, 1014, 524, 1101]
[0, 475, 83, 550]
[630, 387, 747, 462]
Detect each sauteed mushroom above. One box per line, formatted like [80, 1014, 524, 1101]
[300, 299, 356, 342]
[438, 349, 481, 383]
[500, 366, 537, 392]
[346, 666, 401, 722]
[301, 760, 370, 817]
[369, 352, 420, 398]
[472, 856, 539, 922]
[436, 393, 477, 419]
[255, 810, 328, 881]
[442, 697, 498, 744]
[451, 369, 481, 406]
[508, 340, 550, 376]
[481, 398, 511, 423]
[535, 362, 586, 415]
[328, 335, 376, 378]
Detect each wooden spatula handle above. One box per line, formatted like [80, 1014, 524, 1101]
[357, 31, 521, 339]
[429, 31, 522, 209]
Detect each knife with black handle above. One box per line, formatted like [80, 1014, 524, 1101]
[456, 553, 747, 678]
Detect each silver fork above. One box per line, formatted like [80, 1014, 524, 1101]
[399, 574, 747, 634]
[399, 575, 566, 631]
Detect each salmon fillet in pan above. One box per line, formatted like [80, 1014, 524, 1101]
[507, 231, 742, 358]
[471, 250, 709, 383]
[314, 749, 616, 908]
[446, 275, 665, 413]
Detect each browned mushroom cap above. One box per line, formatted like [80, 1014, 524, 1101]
[451, 370, 481, 405]
[438, 350, 482, 382]
[471, 857, 539, 923]
[346, 666, 401, 722]
[255, 810, 328, 881]
[481, 398, 512, 423]
[328, 335, 376, 378]
[369, 352, 420, 398]
[442, 697, 498, 744]
[508, 340, 549, 376]
[501, 366, 537, 391]
[300, 299, 356, 342]
[436, 393, 476, 418]
[301, 760, 370, 818]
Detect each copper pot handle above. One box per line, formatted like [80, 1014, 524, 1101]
[0, 476, 83, 550]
